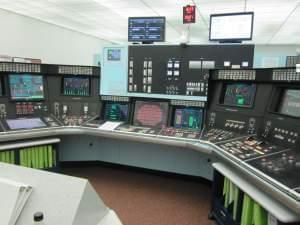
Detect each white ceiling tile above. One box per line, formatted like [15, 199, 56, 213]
[0, 0, 299, 44]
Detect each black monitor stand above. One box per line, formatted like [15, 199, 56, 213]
[219, 40, 242, 44]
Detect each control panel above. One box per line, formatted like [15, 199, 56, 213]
[202, 76, 274, 142]
[127, 45, 254, 99]
[216, 136, 288, 161]
[46, 64, 100, 126]
[0, 62, 100, 130]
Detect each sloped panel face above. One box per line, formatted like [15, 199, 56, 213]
[73, 181, 109, 225]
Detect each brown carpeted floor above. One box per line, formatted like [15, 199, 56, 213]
[62, 166, 215, 225]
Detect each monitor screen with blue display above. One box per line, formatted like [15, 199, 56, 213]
[9, 74, 44, 100]
[173, 107, 203, 130]
[104, 102, 129, 122]
[128, 17, 165, 42]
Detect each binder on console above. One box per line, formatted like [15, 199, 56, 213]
[0, 177, 33, 225]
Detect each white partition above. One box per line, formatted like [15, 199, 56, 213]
[0, 163, 122, 225]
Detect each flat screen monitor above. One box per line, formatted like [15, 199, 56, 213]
[6, 118, 46, 130]
[9, 74, 44, 100]
[103, 102, 129, 122]
[173, 107, 203, 130]
[128, 17, 165, 42]
[107, 49, 121, 61]
[222, 83, 256, 108]
[209, 12, 254, 41]
[278, 89, 300, 117]
[133, 101, 168, 128]
[62, 76, 90, 96]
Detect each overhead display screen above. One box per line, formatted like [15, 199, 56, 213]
[6, 118, 46, 130]
[9, 74, 44, 100]
[222, 83, 256, 108]
[63, 76, 90, 96]
[209, 12, 254, 41]
[133, 101, 168, 128]
[104, 102, 129, 122]
[173, 107, 203, 130]
[278, 89, 300, 117]
[128, 17, 165, 42]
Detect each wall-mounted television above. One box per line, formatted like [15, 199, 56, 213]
[209, 12, 254, 42]
[128, 17, 166, 42]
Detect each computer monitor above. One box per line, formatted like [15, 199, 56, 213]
[107, 49, 121, 61]
[103, 102, 129, 122]
[133, 100, 168, 128]
[173, 107, 203, 130]
[62, 76, 90, 96]
[9, 74, 44, 100]
[278, 89, 300, 117]
[128, 17, 166, 42]
[221, 83, 256, 108]
[6, 118, 46, 130]
[209, 12, 254, 42]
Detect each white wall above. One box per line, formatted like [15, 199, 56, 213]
[254, 44, 300, 68]
[0, 9, 111, 65]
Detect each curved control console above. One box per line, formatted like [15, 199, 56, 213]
[0, 61, 299, 222]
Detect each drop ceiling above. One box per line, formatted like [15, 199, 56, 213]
[0, 0, 299, 44]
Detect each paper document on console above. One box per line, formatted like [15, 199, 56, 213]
[98, 121, 123, 131]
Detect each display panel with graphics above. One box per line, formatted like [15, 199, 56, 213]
[6, 118, 46, 130]
[278, 89, 300, 117]
[9, 74, 44, 100]
[173, 107, 203, 130]
[62, 76, 90, 96]
[210, 12, 254, 41]
[133, 101, 168, 128]
[128, 17, 165, 42]
[103, 102, 129, 122]
[221, 83, 256, 108]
